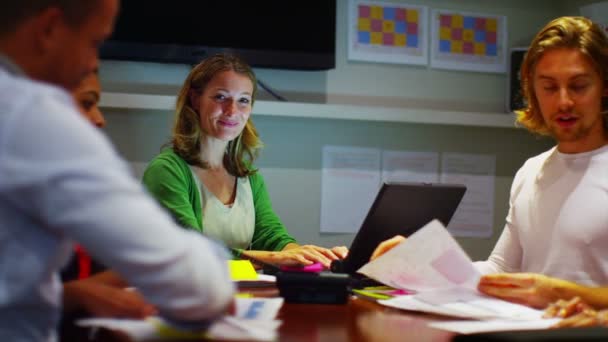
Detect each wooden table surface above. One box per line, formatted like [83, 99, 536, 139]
[64, 286, 457, 342]
[274, 294, 455, 342]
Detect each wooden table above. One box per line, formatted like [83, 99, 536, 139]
[274, 294, 455, 342]
[65, 287, 456, 342]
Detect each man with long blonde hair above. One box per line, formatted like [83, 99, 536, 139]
[372, 16, 608, 311]
[476, 16, 608, 307]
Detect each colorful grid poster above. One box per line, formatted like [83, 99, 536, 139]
[348, 0, 428, 65]
[430, 9, 507, 73]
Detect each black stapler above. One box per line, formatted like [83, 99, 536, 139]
[276, 271, 351, 304]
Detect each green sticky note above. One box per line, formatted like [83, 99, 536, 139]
[228, 260, 258, 281]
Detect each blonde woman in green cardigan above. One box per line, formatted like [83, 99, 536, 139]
[143, 53, 347, 268]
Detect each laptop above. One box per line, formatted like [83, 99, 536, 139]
[330, 181, 466, 277]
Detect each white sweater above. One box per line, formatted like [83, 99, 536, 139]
[0, 58, 234, 341]
[475, 144, 608, 286]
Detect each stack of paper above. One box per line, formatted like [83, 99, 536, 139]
[77, 297, 284, 341]
[357, 219, 558, 334]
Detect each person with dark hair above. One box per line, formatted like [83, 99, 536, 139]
[70, 70, 106, 128]
[59, 70, 156, 323]
[371, 16, 608, 310]
[143, 53, 348, 268]
[0, 1, 234, 341]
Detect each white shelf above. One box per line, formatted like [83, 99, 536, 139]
[100, 92, 517, 128]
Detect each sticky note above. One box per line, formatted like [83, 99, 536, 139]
[228, 260, 258, 281]
[280, 262, 323, 273]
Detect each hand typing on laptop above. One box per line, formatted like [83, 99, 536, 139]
[242, 244, 348, 269]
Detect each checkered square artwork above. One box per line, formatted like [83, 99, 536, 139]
[357, 5, 420, 48]
[438, 14, 498, 56]
[348, 1, 428, 65]
[431, 10, 507, 73]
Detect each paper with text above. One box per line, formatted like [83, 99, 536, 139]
[381, 150, 439, 184]
[440, 153, 496, 237]
[358, 220, 555, 321]
[428, 318, 560, 334]
[380, 291, 547, 320]
[320, 146, 381, 233]
[77, 297, 284, 341]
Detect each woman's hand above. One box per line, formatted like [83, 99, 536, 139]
[477, 273, 576, 309]
[64, 280, 157, 318]
[243, 244, 347, 269]
[370, 235, 406, 261]
[331, 245, 349, 259]
[279, 244, 347, 268]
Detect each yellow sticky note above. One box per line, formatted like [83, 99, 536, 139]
[150, 317, 208, 339]
[228, 260, 258, 281]
[235, 292, 253, 298]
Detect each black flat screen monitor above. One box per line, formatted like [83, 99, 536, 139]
[101, 1, 336, 70]
[331, 182, 467, 276]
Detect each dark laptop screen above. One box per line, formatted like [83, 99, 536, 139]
[331, 182, 466, 275]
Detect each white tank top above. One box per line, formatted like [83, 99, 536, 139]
[190, 167, 255, 249]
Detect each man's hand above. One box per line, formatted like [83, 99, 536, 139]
[64, 280, 157, 318]
[370, 235, 406, 261]
[478, 273, 576, 309]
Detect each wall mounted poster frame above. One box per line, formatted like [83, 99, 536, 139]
[348, 0, 428, 66]
[430, 9, 507, 73]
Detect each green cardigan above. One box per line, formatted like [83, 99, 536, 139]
[142, 149, 296, 253]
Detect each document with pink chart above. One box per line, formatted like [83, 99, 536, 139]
[358, 219, 480, 292]
[358, 220, 546, 320]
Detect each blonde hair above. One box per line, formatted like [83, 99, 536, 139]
[171, 53, 262, 177]
[516, 16, 608, 135]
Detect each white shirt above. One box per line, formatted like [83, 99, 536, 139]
[0, 57, 234, 342]
[475, 145, 608, 286]
[191, 168, 255, 249]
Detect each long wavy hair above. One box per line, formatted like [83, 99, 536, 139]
[171, 53, 262, 177]
[516, 16, 608, 135]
